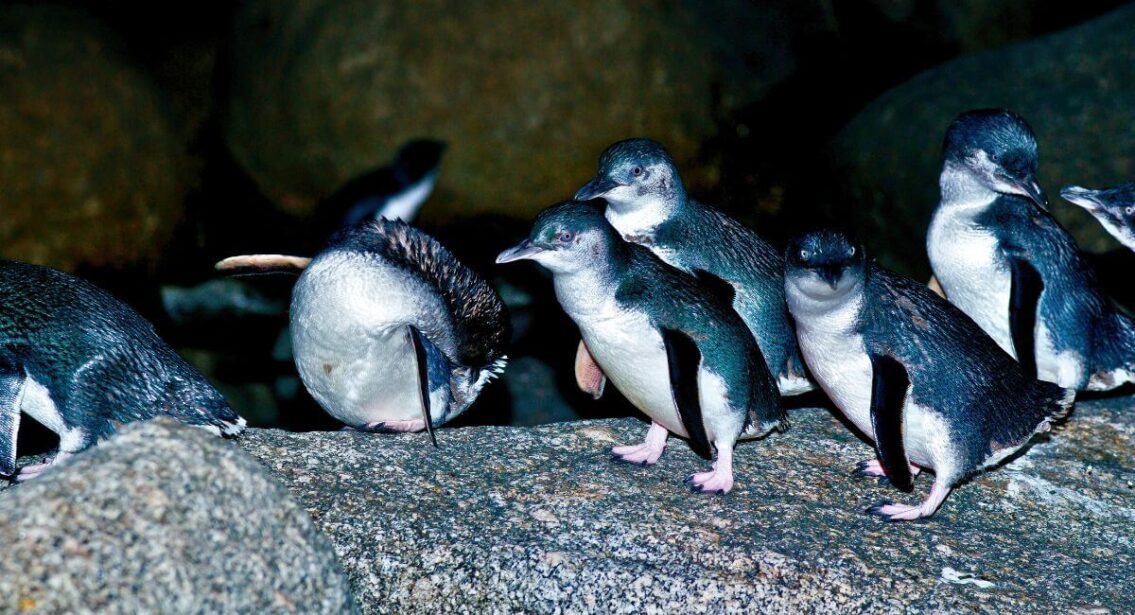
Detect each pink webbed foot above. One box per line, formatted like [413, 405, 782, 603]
[867, 481, 952, 522]
[16, 451, 74, 482]
[611, 422, 669, 466]
[854, 458, 922, 483]
[685, 445, 735, 495]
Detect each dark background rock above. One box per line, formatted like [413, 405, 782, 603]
[826, 3, 1135, 275]
[239, 397, 1135, 612]
[0, 419, 356, 614]
[223, 0, 806, 221]
[0, 5, 194, 273]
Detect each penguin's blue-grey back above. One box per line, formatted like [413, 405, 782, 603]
[326, 219, 509, 369]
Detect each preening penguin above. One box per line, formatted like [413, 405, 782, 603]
[0, 261, 245, 480]
[497, 201, 785, 494]
[289, 219, 509, 441]
[573, 138, 812, 397]
[1060, 183, 1135, 251]
[784, 231, 1073, 521]
[927, 109, 1135, 391]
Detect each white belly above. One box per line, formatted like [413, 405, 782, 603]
[928, 209, 1014, 357]
[794, 315, 951, 471]
[290, 252, 450, 427]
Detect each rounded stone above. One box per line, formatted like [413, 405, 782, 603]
[0, 6, 192, 271]
[224, 0, 797, 220]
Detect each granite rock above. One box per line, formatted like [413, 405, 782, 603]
[831, 4, 1135, 272]
[240, 396, 1135, 612]
[0, 418, 355, 614]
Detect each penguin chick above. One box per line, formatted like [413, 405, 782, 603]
[1060, 183, 1135, 250]
[0, 261, 245, 480]
[785, 230, 1074, 521]
[574, 138, 812, 396]
[290, 218, 509, 443]
[497, 201, 785, 494]
[927, 109, 1135, 391]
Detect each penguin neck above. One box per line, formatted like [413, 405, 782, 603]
[785, 276, 866, 337]
[939, 161, 998, 212]
[551, 245, 628, 320]
[605, 193, 681, 239]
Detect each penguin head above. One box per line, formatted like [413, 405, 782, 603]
[784, 230, 866, 300]
[393, 139, 447, 185]
[942, 109, 1046, 208]
[1061, 183, 1135, 245]
[573, 138, 687, 218]
[496, 200, 617, 274]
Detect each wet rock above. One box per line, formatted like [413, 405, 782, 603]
[0, 6, 194, 272]
[831, 4, 1135, 272]
[240, 396, 1134, 612]
[224, 0, 800, 220]
[0, 419, 355, 614]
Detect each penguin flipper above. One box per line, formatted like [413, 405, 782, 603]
[661, 328, 712, 460]
[692, 269, 736, 306]
[868, 353, 913, 493]
[214, 254, 312, 276]
[574, 340, 607, 399]
[1008, 257, 1043, 380]
[0, 353, 25, 477]
[406, 325, 438, 448]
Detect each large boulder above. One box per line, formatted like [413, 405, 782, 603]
[240, 397, 1135, 612]
[224, 0, 800, 220]
[0, 419, 355, 613]
[0, 6, 194, 272]
[831, 4, 1135, 273]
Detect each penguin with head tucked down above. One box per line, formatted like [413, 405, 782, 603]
[497, 201, 785, 494]
[785, 230, 1073, 521]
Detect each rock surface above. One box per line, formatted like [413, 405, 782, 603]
[240, 396, 1135, 612]
[0, 6, 193, 272]
[0, 419, 355, 614]
[224, 0, 799, 220]
[831, 4, 1135, 272]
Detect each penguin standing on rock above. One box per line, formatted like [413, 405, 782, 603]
[573, 138, 812, 397]
[497, 201, 785, 494]
[1060, 183, 1135, 251]
[0, 261, 246, 480]
[222, 219, 509, 442]
[927, 109, 1135, 391]
[785, 230, 1073, 521]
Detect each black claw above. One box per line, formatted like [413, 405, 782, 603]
[865, 501, 894, 518]
[876, 476, 892, 487]
[684, 475, 695, 484]
[639, 460, 649, 467]
[609, 454, 622, 463]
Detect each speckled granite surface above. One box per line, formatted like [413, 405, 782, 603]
[241, 396, 1135, 613]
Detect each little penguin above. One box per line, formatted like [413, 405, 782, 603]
[926, 109, 1135, 391]
[316, 139, 446, 230]
[784, 230, 1073, 521]
[496, 201, 785, 494]
[1060, 182, 1135, 251]
[0, 260, 246, 480]
[573, 138, 812, 397]
[285, 219, 508, 442]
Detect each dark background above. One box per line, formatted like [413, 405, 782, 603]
[2, 0, 1133, 437]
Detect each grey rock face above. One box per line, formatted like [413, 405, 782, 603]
[0, 419, 355, 614]
[832, 4, 1135, 271]
[240, 397, 1135, 612]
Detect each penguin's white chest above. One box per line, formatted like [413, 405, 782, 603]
[290, 252, 450, 427]
[575, 305, 689, 438]
[927, 208, 1014, 356]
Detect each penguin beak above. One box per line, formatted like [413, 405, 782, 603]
[496, 240, 544, 264]
[1060, 185, 1100, 211]
[1004, 174, 1048, 209]
[818, 266, 843, 289]
[574, 176, 619, 201]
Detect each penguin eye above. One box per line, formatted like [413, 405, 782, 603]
[631, 166, 644, 177]
[1125, 206, 1135, 216]
[799, 249, 809, 260]
[557, 231, 574, 243]
[988, 151, 1000, 163]
[848, 246, 856, 257]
